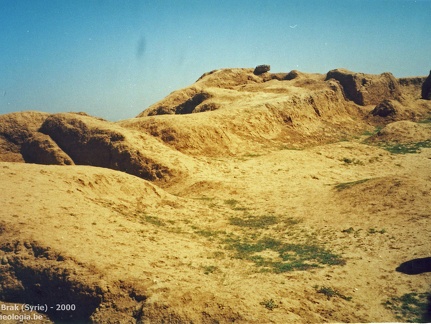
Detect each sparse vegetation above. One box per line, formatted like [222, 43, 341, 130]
[139, 215, 165, 227]
[418, 117, 431, 124]
[341, 157, 364, 165]
[362, 126, 383, 136]
[278, 145, 303, 151]
[229, 215, 302, 230]
[383, 292, 431, 323]
[260, 298, 279, 311]
[223, 236, 345, 273]
[335, 178, 370, 191]
[202, 265, 218, 275]
[341, 227, 363, 237]
[210, 251, 225, 259]
[315, 285, 352, 301]
[341, 227, 354, 234]
[224, 199, 239, 206]
[229, 215, 278, 228]
[368, 228, 386, 235]
[223, 199, 248, 210]
[243, 153, 262, 158]
[193, 228, 221, 240]
[193, 196, 214, 201]
[383, 140, 431, 154]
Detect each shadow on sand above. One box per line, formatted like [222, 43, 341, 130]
[396, 257, 431, 275]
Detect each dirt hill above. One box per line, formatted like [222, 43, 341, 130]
[0, 67, 430, 323]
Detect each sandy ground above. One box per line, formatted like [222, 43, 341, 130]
[1, 135, 430, 323]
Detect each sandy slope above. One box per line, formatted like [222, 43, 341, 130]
[1, 142, 430, 323]
[1, 68, 431, 323]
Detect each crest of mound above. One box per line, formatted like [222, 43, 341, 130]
[132, 67, 431, 156]
[0, 111, 190, 182]
[0, 111, 50, 162]
[131, 68, 369, 155]
[138, 68, 327, 117]
[325, 68, 401, 105]
[38, 113, 188, 181]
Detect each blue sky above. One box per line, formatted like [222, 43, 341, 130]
[0, 0, 430, 121]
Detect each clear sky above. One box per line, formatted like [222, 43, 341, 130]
[0, 0, 430, 121]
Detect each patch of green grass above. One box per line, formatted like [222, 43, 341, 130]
[334, 178, 370, 191]
[315, 285, 352, 301]
[341, 227, 363, 237]
[341, 227, 354, 234]
[362, 126, 383, 136]
[224, 199, 239, 207]
[194, 228, 220, 239]
[418, 117, 431, 124]
[383, 140, 431, 154]
[383, 292, 431, 323]
[282, 217, 303, 226]
[223, 199, 249, 210]
[243, 153, 262, 158]
[193, 196, 214, 201]
[341, 157, 364, 165]
[368, 228, 386, 235]
[202, 265, 218, 275]
[260, 298, 279, 311]
[210, 251, 225, 259]
[279, 145, 303, 151]
[139, 215, 165, 227]
[229, 215, 278, 228]
[223, 236, 345, 273]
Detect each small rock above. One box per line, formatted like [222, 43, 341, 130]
[1, 256, 8, 265]
[253, 64, 270, 75]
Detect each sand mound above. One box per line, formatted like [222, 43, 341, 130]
[138, 68, 333, 118]
[0, 162, 180, 322]
[139, 68, 283, 117]
[368, 120, 431, 144]
[129, 68, 369, 156]
[39, 113, 174, 181]
[21, 132, 75, 165]
[325, 68, 401, 105]
[0, 111, 196, 182]
[0, 111, 49, 162]
[130, 67, 431, 157]
[334, 175, 431, 216]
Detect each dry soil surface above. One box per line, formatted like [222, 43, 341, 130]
[1, 68, 431, 323]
